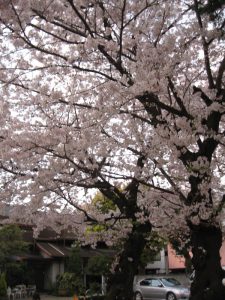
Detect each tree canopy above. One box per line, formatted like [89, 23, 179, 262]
[0, 224, 29, 287]
[0, 1, 225, 299]
[0, 224, 27, 269]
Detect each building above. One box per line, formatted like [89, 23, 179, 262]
[146, 244, 186, 275]
[8, 223, 114, 293]
[145, 241, 225, 286]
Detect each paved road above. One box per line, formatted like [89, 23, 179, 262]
[24, 295, 73, 300]
[41, 295, 73, 300]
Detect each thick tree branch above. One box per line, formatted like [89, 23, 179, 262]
[216, 55, 225, 91]
[168, 77, 190, 116]
[118, 0, 126, 63]
[137, 92, 191, 119]
[193, 86, 213, 106]
[194, 0, 215, 89]
[66, 0, 94, 37]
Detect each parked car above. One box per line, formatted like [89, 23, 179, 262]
[133, 277, 190, 300]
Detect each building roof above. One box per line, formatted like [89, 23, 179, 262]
[36, 242, 116, 259]
[36, 242, 71, 258]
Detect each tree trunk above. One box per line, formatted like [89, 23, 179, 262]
[105, 223, 151, 300]
[190, 225, 225, 300]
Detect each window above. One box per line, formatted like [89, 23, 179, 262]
[161, 278, 181, 287]
[150, 279, 162, 287]
[140, 280, 151, 286]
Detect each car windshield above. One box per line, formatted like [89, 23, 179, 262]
[161, 278, 181, 287]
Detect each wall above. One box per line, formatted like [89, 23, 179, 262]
[44, 260, 65, 290]
[145, 249, 168, 274]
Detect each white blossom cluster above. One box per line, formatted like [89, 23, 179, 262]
[0, 0, 224, 249]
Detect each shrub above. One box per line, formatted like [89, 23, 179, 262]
[79, 296, 105, 300]
[88, 282, 102, 295]
[57, 272, 85, 296]
[0, 273, 7, 299]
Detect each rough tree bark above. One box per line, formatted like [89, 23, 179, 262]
[106, 222, 151, 300]
[190, 225, 225, 300]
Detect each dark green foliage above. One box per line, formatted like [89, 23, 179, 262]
[66, 244, 112, 295]
[80, 296, 105, 300]
[5, 262, 34, 287]
[87, 282, 102, 295]
[86, 255, 113, 276]
[0, 224, 28, 269]
[0, 224, 29, 288]
[62, 246, 85, 296]
[92, 191, 117, 214]
[59, 244, 87, 295]
[140, 232, 166, 268]
[56, 272, 85, 296]
[0, 273, 7, 298]
[66, 246, 83, 275]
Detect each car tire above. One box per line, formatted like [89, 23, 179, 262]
[135, 292, 143, 300]
[167, 292, 177, 300]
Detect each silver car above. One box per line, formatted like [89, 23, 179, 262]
[133, 277, 190, 300]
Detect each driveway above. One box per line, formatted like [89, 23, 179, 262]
[33, 295, 74, 300]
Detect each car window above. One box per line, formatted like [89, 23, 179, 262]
[150, 279, 162, 287]
[140, 280, 151, 286]
[161, 278, 181, 287]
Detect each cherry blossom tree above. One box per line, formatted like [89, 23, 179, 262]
[0, 1, 225, 299]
